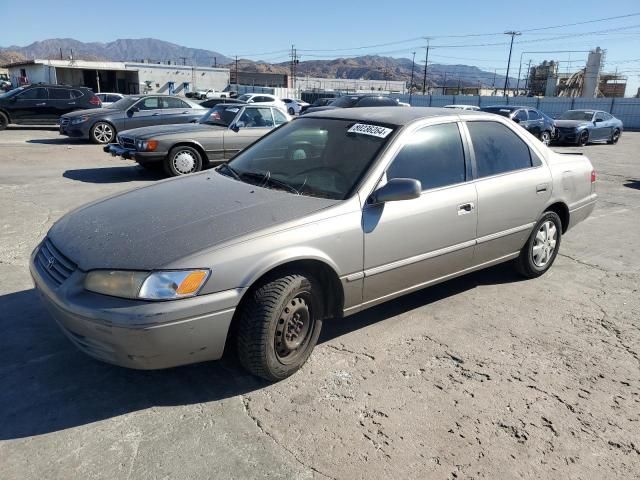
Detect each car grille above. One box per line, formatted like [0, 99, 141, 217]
[118, 135, 135, 149]
[35, 237, 77, 286]
[557, 127, 576, 134]
[60, 117, 70, 127]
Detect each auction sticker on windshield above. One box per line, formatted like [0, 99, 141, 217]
[347, 123, 393, 138]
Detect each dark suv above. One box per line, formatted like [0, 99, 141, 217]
[0, 84, 101, 130]
[302, 94, 400, 114]
[480, 105, 555, 145]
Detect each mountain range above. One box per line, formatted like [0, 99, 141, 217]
[0, 38, 517, 89]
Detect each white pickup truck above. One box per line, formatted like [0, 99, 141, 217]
[192, 89, 230, 100]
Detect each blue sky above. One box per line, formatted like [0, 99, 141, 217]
[2, 0, 640, 95]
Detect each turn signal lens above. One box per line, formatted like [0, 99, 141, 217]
[176, 271, 208, 295]
[146, 140, 158, 151]
[591, 169, 596, 183]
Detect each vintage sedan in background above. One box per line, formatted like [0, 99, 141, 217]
[481, 105, 556, 145]
[59, 95, 206, 144]
[31, 108, 596, 381]
[553, 109, 623, 146]
[105, 103, 290, 176]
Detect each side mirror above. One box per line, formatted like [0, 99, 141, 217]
[512, 117, 521, 124]
[370, 178, 421, 204]
[127, 106, 139, 116]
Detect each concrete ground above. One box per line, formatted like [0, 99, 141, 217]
[0, 126, 638, 479]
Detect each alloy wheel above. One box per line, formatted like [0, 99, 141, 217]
[93, 123, 113, 143]
[532, 220, 557, 268]
[541, 131, 551, 146]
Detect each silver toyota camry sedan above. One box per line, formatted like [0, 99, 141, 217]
[31, 107, 597, 381]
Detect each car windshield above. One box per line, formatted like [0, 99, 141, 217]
[0, 86, 24, 98]
[480, 107, 514, 117]
[237, 94, 252, 102]
[329, 96, 360, 108]
[199, 105, 240, 126]
[108, 96, 138, 109]
[559, 111, 594, 121]
[221, 118, 395, 200]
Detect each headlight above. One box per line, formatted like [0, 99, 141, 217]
[85, 269, 209, 300]
[70, 116, 89, 125]
[136, 140, 158, 151]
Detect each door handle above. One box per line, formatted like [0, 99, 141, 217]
[36, 102, 46, 106]
[67, 102, 76, 105]
[536, 183, 549, 193]
[458, 202, 475, 215]
[152, 113, 160, 116]
[181, 111, 189, 114]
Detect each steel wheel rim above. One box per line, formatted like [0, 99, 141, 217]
[172, 150, 197, 175]
[274, 294, 314, 364]
[94, 123, 113, 143]
[532, 220, 557, 268]
[541, 132, 550, 145]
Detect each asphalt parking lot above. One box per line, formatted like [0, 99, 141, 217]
[0, 126, 638, 479]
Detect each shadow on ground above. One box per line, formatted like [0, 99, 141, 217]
[63, 166, 165, 183]
[7, 125, 59, 132]
[27, 138, 89, 145]
[624, 179, 640, 191]
[0, 263, 521, 440]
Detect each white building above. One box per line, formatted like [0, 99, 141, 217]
[4, 58, 230, 96]
[294, 76, 406, 94]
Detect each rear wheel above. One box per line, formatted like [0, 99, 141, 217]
[540, 130, 551, 146]
[236, 273, 323, 381]
[578, 130, 589, 147]
[164, 146, 203, 176]
[607, 128, 621, 144]
[515, 211, 562, 279]
[288, 107, 295, 116]
[0, 111, 8, 130]
[90, 122, 115, 144]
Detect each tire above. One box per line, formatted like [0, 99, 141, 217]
[0, 111, 8, 131]
[288, 107, 295, 116]
[515, 211, 562, 279]
[607, 128, 621, 145]
[164, 145, 203, 177]
[236, 273, 324, 381]
[540, 130, 551, 146]
[578, 130, 589, 147]
[90, 121, 115, 144]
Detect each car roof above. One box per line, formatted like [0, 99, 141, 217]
[303, 106, 485, 126]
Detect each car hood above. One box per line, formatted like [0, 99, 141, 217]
[554, 119, 591, 129]
[118, 123, 225, 140]
[48, 172, 338, 271]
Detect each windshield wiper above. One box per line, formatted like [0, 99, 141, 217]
[217, 163, 241, 180]
[240, 171, 300, 195]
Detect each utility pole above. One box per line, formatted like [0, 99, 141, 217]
[492, 69, 497, 88]
[422, 38, 430, 94]
[235, 55, 239, 91]
[524, 59, 532, 92]
[457, 75, 461, 95]
[409, 51, 416, 104]
[503, 31, 521, 97]
[179, 56, 187, 66]
[290, 45, 299, 92]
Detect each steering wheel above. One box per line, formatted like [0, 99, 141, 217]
[294, 166, 350, 192]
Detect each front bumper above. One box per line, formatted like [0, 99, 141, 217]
[553, 128, 580, 144]
[59, 124, 89, 138]
[30, 246, 243, 370]
[103, 144, 166, 164]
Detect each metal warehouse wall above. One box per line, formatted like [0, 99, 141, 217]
[394, 95, 640, 129]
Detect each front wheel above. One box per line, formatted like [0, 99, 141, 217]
[578, 130, 589, 147]
[515, 211, 562, 279]
[0, 111, 8, 131]
[540, 130, 551, 146]
[164, 145, 203, 176]
[90, 122, 115, 144]
[236, 273, 324, 381]
[288, 107, 295, 116]
[607, 129, 621, 145]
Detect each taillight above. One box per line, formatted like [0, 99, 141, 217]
[591, 169, 596, 183]
[89, 95, 101, 106]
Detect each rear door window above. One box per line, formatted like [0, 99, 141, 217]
[527, 109, 541, 120]
[514, 110, 528, 122]
[49, 88, 73, 100]
[386, 122, 466, 190]
[467, 121, 533, 178]
[162, 97, 190, 109]
[137, 97, 161, 110]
